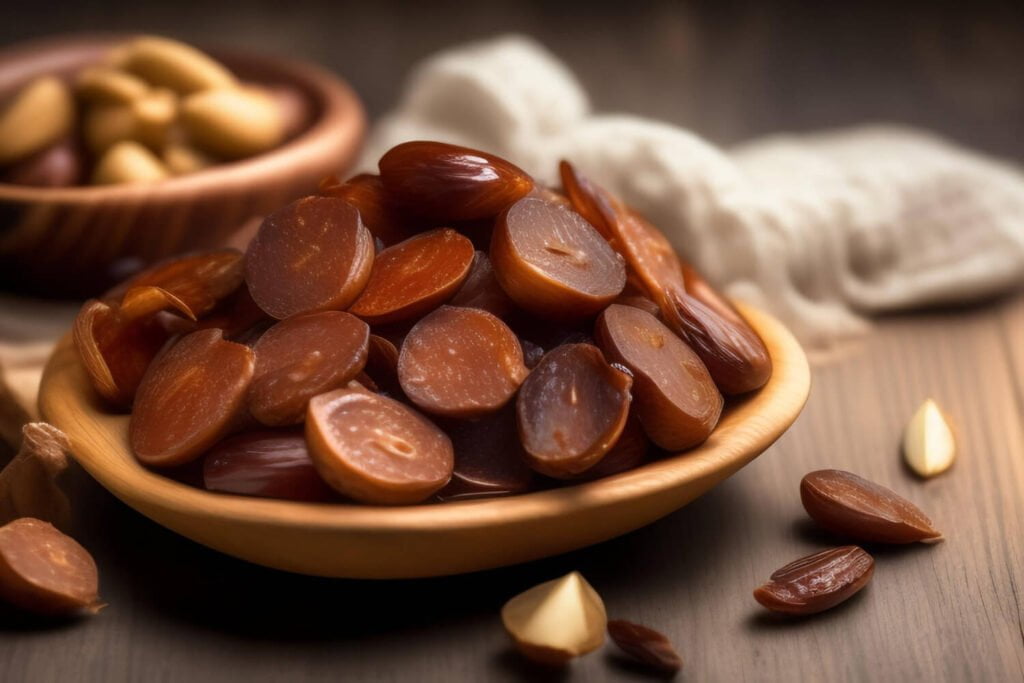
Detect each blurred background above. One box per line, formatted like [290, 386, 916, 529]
[3, 0, 1023, 157]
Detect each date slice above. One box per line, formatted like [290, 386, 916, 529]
[596, 304, 722, 451]
[306, 388, 453, 504]
[130, 328, 255, 467]
[448, 250, 516, 319]
[516, 344, 632, 478]
[436, 405, 536, 500]
[607, 619, 683, 673]
[491, 196, 626, 320]
[319, 173, 412, 247]
[0, 518, 102, 616]
[800, 469, 943, 544]
[244, 196, 374, 319]
[349, 228, 474, 325]
[248, 311, 370, 426]
[754, 546, 874, 615]
[202, 430, 335, 501]
[558, 160, 618, 241]
[577, 413, 650, 480]
[398, 306, 528, 418]
[106, 248, 245, 319]
[379, 141, 534, 222]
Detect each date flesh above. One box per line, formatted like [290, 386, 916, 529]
[436, 405, 536, 500]
[607, 619, 683, 673]
[319, 173, 412, 246]
[448, 250, 516, 319]
[203, 430, 335, 501]
[306, 388, 453, 504]
[754, 546, 874, 615]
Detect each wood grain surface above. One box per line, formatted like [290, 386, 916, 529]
[2, 1, 1023, 681]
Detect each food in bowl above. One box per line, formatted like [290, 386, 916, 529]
[71, 141, 772, 505]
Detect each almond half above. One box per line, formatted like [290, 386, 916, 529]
[903, 399, 956, 478]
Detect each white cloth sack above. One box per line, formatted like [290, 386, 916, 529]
[359, 36, 1024, 345]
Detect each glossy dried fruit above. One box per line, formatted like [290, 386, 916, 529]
[244, 196, 375, 319]
[607, 619, 683, 673]
[203, 430, 335, 501]
[379, 141, 534, 221]
[362, 334, 402, 395]
[800, 469, 943, 544]
[130, 329, 255, 467]
[501, 571, 607, 666]
[248, 311, 370, 425]
[449, 250, 516, 319]
[108, 248, 245, 319]
[306, 388, 454, 504]
[754, 546, 874, 615]
[577, 413, 650, 480]
[399, 306, 528, 418]
[558, 160, 618, 241]
[517, 344, 632, 478]
[319, 173, 412, 247]
[0, 518, 102, 616]
[0, 423, 71, 530]
[903, 399, 956, 478]
[349, 228, 475, 325]
[596, 304, 722, 451]
[491, 196, 626, 320]
[436, 405, 537, 500]
[73, 298, 179, 408]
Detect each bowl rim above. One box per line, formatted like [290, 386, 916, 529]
[39, 302, 811, 534]
[0, 33, 365, 202]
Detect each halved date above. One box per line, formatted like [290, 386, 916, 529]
[306, 388, 453, 504]
[491, 196, 626, 320]
[448, 250, 516, 319]
[398, 306, 528, 418]
[130, 328, 255, 466]
[754, 546, 874, 615]
[244, 196, 374, 319]
[516, 344, 632, 478]
[596, 304, 722, 451]
[202, 429, 335, 501]
[436, 405, 536, 500]
[319, 173, 412, 247]
[248, 311, 370, 425]
[349, 228, 474, 325]
[378, 141, 534, 222]
[576, 413, 650, 480]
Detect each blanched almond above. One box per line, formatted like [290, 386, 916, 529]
[903, 399, 956, 478]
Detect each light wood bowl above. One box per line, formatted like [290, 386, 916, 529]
[38, 303, 809, 578]
[0, 35, 366, 297]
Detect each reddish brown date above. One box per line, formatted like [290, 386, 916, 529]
[244, 196, 375, 319]
[0, 518, 102, 616]
[596, 304, 722, 451]
[558, 160, 618, 242]
[448, 250, 516, 319]
[378, 141, 534, 222]
[577, 413, 650, 480]
[319, 173, 412, 247]
[491, 196, 626, 320]
[398, 306, 529, 418]
[754, 546, 875, 616]
[516, 344, 632, 478]
[607, 619, 683, 673]
[436, 405, 537, 500]
[202, 430, 335, 501]
[306, 388, 454, 504]
[130, 328, 255, 467]
[349, 228, 475, 325]
[248, 311, 370, 426]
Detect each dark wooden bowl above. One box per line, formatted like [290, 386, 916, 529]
[0, 35, 366, 297]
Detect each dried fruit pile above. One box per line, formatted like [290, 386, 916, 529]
[73, 141, 772, 505]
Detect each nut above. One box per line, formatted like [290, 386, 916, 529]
[0, 76, 74, 164]
[120, 35, 236, 94]
[181, 87, 284, 159]
[92, 141, 170, 185]
[800, 469, 943, 544]
[903, 398, 956, 478]
[501, 571, 606, 666]
[754, 546, 874, 615]
[76, 66, 149, 104]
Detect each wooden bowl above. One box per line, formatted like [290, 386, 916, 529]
[0, 35, 366, 297]
[38, 303, 809, 579]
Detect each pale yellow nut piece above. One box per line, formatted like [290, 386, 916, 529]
[76, 66, 150, 104]
[903, 398, 956, 478]
[501, 571, 607, 666]
[121, 36, 236, 94]
[131, 88, 178, 149]
[0, 76, 74, 164]
[83, 103, 138, 153]
[92, 141, 169, 185]
[163, 142, 214, 175]
[181, 87, 284, 159]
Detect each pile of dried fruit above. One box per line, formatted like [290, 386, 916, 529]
[0, 36, 305, 187]
[73, 141, 772, 505]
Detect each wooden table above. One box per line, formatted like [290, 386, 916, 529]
[2, 2, 1023, 681]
